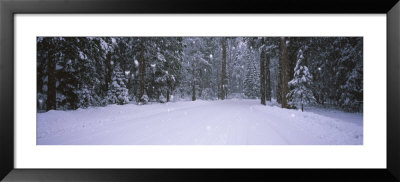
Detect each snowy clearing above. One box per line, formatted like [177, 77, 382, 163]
[37, 99, 362, 145]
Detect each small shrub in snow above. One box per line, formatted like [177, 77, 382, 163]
[159, 94, 167, 103]
[138, 93, 149, 105]
[201, 88, 215, 100]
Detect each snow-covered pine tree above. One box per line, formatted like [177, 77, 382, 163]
[337, 37, 363, 112]
[76, 86, 100, 108]
[74, 38, 106, 108]
[244, 55, 260, 99]
[150, 37, 184, 103]
[107, 63, 129, 105]
[229, 38, 247, 94]
[244, 62, 254, 98]
[163, 37, 184, 102]
[205, 37, 222, 100]
[287, 49, 315, 112]
[182, 38, 211, 101]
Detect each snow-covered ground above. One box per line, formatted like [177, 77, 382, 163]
[37, 99, 362, 145]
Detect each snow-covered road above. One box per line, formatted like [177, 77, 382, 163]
[37, 99, 363, 145]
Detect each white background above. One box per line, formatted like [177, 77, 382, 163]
[15, 14, 386, 168]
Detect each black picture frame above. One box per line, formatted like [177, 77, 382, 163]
[1, 0, 399, 181]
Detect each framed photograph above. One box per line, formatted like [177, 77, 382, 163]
[1, 0, 399, 181]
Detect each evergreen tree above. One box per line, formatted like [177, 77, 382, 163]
[287, 49, 315, 111]
[38, 37, 105, 110]
[37, 37, 59, 111]
[244, 50, 260, 99]
[337, 38, 363, 112]
[151, 37, 183, 102]
[182, 38, 211, 101]
[107, 63, 129, 105]
[228, 38, 247, 94]
[202, 37, 220, 100]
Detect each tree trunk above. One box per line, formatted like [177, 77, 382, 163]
[167, 88, 170, 102]
[46, 44, 56, 111]
[198, 70, 203, 97]
[139, 38, 146, 101]
[221, 37, 227, 100]
[260, 39, 266, 105]
[192, 80, 196, 101]
[265, 56, 271, 101]
[192, 66, 196, 101]
[105, 52, 112, 92]
[280, 37, 289, 108]
[192, 83, 196, 101]
[277, 65, 282, 104]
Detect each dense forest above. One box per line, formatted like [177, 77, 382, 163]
[37, 37, 363, 112]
